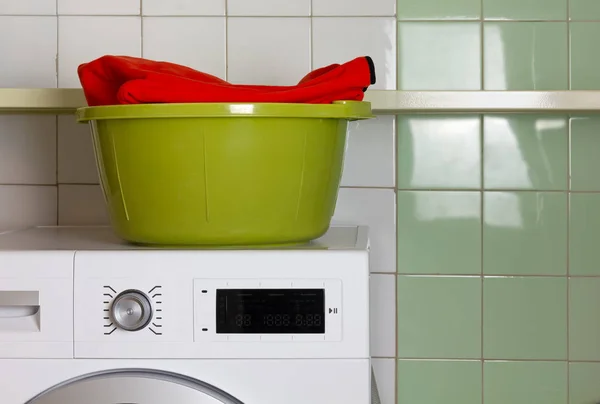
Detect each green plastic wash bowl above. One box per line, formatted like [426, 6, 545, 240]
[76, 101, 373, 246]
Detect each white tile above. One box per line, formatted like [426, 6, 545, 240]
[227, 18, 310, 85]
[58, 0, 139, 15]
[227, 0, 310, 16]
[142, 0, 224, 16]
[58, 16, 141, 88]
[0, 186, 57, 232]
[143, 17, 226, 78]
[341, 116, 395, 188]
[58, 185, 109, 225]
[313, 17, 396, 90]
[0, 17, 57, 87]
[370, 274, 396, 357]
[57, 116, 98, 184]
[0, 0, 56, 15]
[372, 359, 396, 404]
[313, 0, 395, 16]
[332, 188, 396, 273]
[0, 116, 56, 185]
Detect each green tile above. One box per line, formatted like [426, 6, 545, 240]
[569, 194, 600, 275]
[397, 276, 481, 358]
[569, 363, 600, 404]
[398, 22, 481, 90]
[397, 360, 482, 404]
[483, 0, 566, 20]
[571, 117, 600, 191]
[571, 23, 600, 90]
[398, 116, 481, 189]
[483, 192, 567, 275]
[483, 277, 567, 359]
[484, 361, 567, 404]
[569, 278, 600, 361]
[397, 192, 481, 275]
[483, 23, 568, 90]
[570, 0, 600, 20]
[483, 115, 568, 189]
[398, 0, 481, 20]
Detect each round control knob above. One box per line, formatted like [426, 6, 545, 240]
[110, 290, 152, 332]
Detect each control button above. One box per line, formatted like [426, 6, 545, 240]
[110, 289, 153, 332]
[328, 308, 339, 314]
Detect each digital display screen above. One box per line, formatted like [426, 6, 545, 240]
[216, 289, 325, 334]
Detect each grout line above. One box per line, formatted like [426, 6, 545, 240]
[55, 0, 59, 226]
[140, 0, 144, 57]
[395, 188, 600, 193]
[393, 115, 399, 404]
[224, 0, 229, 81]
[396, 357, 596, 362]
[393, 273, 599, 278]
[567, 0, 572, 91]
[309, 0, 314, 71]
[566, 109, 572, 404]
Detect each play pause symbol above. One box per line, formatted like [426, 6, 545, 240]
[328, 307, 338, 314]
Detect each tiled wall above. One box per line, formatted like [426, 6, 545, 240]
[1, 0, 600, 402]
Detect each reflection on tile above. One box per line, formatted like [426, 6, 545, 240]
[397, 276, 481, 358]
[397, 115, 481, 189]
[313, 0, 395, 16]
[0, 186, 57, 232]
[569, 278, 600, 361]
[228, 0, 309, 16]
[333, 188, 396, 273]
[398, 22, 481, 90]
[0, 17, 57, 87]
[483, 0, 566, 20]
[397, 191, 481, 274]
[0, 116, 56, 185]
[58, 16, 141, 88]
[484, 361, 567, 404]
[570, 0, 600, 20]
[484, 22, 568, 90]
[142, 0, 225, 15]
[58, 0, 139, 14]
[372, 359, 395, 404]
[484, 192, 567, 275]
[570, 117, 600, 191]
[143, 17, 226, 78]
[370, 275, 396, 357]
[397, 360, 482, 404]
[0, 0, 56, 14]
[483, 115, 568, 190]
[569, 194, 600, 276]
[570, 23, 600, 90]
[341, 116, 395, 188]
[227, 18, 310, 85]
[398, 0, 480, 20]
[313, 17, 396, 90]
[57, 116, 98, 184]
[569, 363, 600, 404]
[483, 277, 567, 360]
[58, 185, 109, 225]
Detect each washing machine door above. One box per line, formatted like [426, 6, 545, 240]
[26, 369, 244, 404]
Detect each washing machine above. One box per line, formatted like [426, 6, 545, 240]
[0, 225, 375, 404]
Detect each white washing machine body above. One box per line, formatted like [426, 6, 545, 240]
[0, 225, 371, 404]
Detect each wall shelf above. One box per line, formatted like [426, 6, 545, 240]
[1, 88, 600, 114]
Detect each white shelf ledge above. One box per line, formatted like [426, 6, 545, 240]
[1, 88, 600, 114]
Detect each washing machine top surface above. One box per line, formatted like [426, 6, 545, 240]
[0, 224, 369, 252]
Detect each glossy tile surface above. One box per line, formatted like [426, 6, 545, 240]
[143, 17, 226, 79]
[397, 22, 481, 90]
[397, 276, 481, 358]
[0, 186, 57, 232]
[397, 360, 482, 404]
[484, 361, 567, 404]
[483, 115, 568, 190]
[227, 0, 310, 16]
[569, 278, 600, 361]
[483, 0, 566, 20]
[397, 0, 480, 20]
[483, 277, 567, 360]
[397, 191, 481, 275]
[483, 192, 567, 275]
[57, 115, 98, 184]
[313, 17, 396, 90]
[0, 0, 56, 14]
[312, 0, 396, 16]
[570, 23, 600, 90]
[370, 275, 396, 357]
[484, 23, 568, 90]
[58, 0, 139, 14]
[58, 185, 109, 225]
[333, 188, 396, 273]
[142, 0, 224, 15]
[569, 194, 600, 276]
[372, 360, 395, 404]
[569, 363, 600, 404]
[570, 117, 600, 191]
[397, 116, 481, 189]
[340, 116, 395, 188]
[570, 0, 600, 20]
